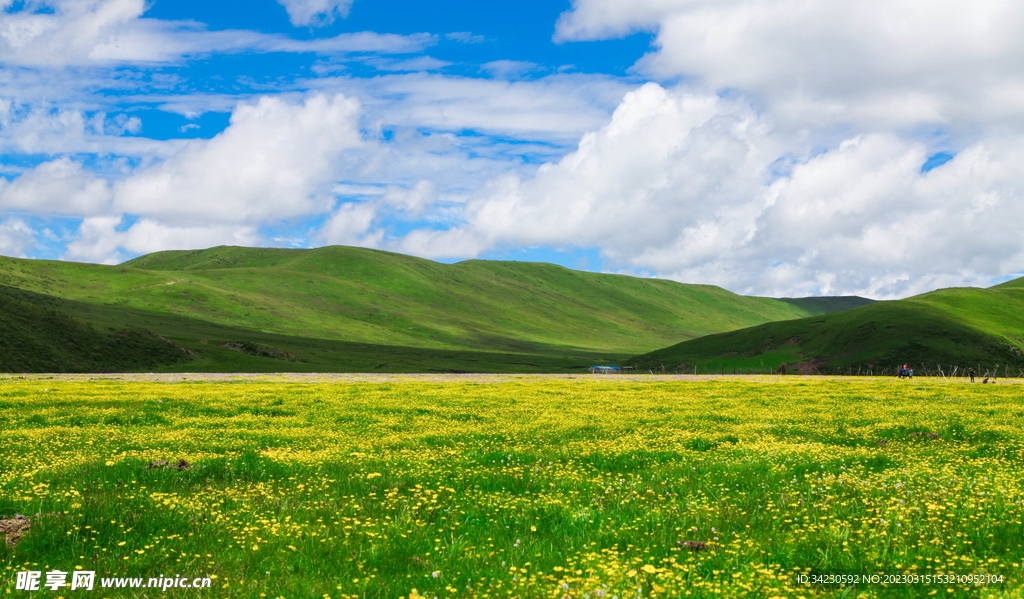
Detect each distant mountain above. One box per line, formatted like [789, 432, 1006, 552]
[632, 280, 1024, 376]
[1, 245, 868, 373]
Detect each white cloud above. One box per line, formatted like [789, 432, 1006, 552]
[154, 94, 249, 120]
[64, 215, 260, 263]
[398, 84, 1024, 298]
[554, 1, 676, 41]
[0, 157, 111, 215]
[316, 180, 436, 249]
[384, 0, 1018, 296]
[0, 216, 36, 257]
[1, 93, 369, 263]
[1, 107, 93, 154]
[481, 60, 539, 80]
[398, 83, 768, 259]
[556, 0, 1024, 133]
[319, 72, 635, 144]
[283, 72, 638, 211]
[333, 183, 385, 197]
[62, 215, 123, 263]
[117, 219, 260, 256]
[0, 0, 148, 66]
[268, 31, 436, 55]
[380, 180, 434, 215]
[318, 201, 382, 247]
[0, 104, 173, 156]
[0, 71, 634, 265]
[278, 0, 353, 28]
[445, 32, 485, 44]
[114, 93, 365, 224]
[0, 0, 435, 66]
[740, 135, 1024, 297]
[390, 224, 487, 261]
[363, 55, 450, 72]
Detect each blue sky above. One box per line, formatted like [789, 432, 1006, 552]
[2, 0, 1024, 298]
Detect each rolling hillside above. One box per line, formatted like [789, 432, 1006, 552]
[633, 279, 1024, 375]
[0, 245, 868, 372]
[0, 285, 191, 372]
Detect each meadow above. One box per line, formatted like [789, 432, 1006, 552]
[1, 374, 1022, 598]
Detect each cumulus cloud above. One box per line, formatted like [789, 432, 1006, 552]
[398, 84, 768, 258]
[400, 84, 1024, 298]
[0, 217, 36, 257]
[318, 201, 382, 247]
[0, 157, 111, 215]
[742, 135, 1024, 297]
[0, 93, 369, 263]
[0, 104, 170, 157]
[64, 216, 260, 263]
[114, 93, 365, 224]
[0, 0, 150, 66]
[278, 0, 353, 28]
[556, 0, 1024, 133]
[400, 0, 1021, 296]
[380, 180, 434, 215]
[316, 180, 438, 249]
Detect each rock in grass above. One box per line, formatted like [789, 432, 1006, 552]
[145, 459, 192, 470]
[0, 514, 30, 548]
[677, 540, 709, 551]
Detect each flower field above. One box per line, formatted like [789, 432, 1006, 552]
[1, 374, 1023, 598]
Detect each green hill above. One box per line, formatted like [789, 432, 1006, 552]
[633, 281, 1024, 376]
[777, 296, 876, 315]
[0, 245, 868, 373]
[0, 285, 191, 372]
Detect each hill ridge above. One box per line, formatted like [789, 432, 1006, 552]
[2, 245, 876, 373]
[632, 280, 1024, 375]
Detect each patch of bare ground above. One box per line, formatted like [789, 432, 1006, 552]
[1, 372, 1021, 385]
[0, 514, 30, 548]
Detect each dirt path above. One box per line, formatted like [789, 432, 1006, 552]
[1, 373, 1020, 384]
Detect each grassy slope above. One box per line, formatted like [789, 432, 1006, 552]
[0, 286, 191, 372]
[119, 246, 818, 352]
[0, 246, 841, 372]
[777, 295, 876, 315]
[633, 281, 1024, 373]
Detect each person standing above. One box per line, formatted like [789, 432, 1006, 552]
[968, 367, 976, 383]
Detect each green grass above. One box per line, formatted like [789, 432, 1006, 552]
[776, 296, 876, 315]
[0, 286, 191, 372]
[634, 282, 1024, 375]
[0, 246, 858, 373]
[1, 375, 1022, 598]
